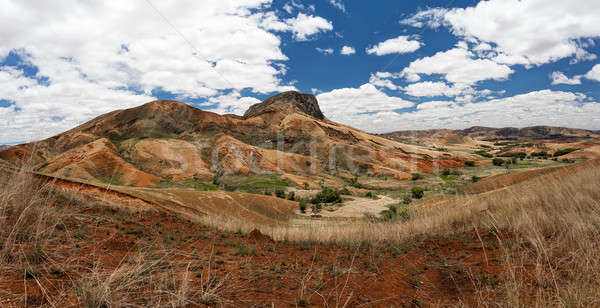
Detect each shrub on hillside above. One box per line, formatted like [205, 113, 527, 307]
[310, 187, 342, 204]
[298, 200, 307, 213]
[411, 186, 424, 199]
[275, 189, 286, 199]
[475, 150, 493, 158]
[287, 191, 296, 200]
[465, 161, 475, 167]
[411, 173, 421, 181]
[492, 158, 505, 166]
[554, 148, 577, 157]
[339, 187, 351, 195]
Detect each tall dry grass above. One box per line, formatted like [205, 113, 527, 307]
[0, 166, 232, 307]
[0, 165, 66, 263]
[193, 159, 600, 306]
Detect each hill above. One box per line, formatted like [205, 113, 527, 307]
[381, 126, 600, 160]
[0, 91, 467, 188]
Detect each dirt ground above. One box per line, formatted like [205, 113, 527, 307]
[0, 201, 510, 307]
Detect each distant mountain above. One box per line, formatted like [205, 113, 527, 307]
[0, 145, 10, 151]
[0, 91, 465, 187]
[382, 126, 600, 143]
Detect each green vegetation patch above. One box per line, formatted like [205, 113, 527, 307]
[553, 148, 577, 157]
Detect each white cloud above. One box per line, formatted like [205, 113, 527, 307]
[281, 13, 333, 41]
[550, 71, 582, 85]
[585, 64, 600, 82]
[204, 91, 262, 116]
[340, 46, 356, 55]
[399, 8, 449, 28]
[282, 1, 315, 14]
[0, 0, 332, 143]
[316, 47, 334, 55]
[316, 83, 414, 122]
[404, 81, 465, 97]
[402, 46, 513, 87]
[405, 1, 600, 65]
[328, 0, 346, 12]
[368, 72, 399, 90]
[366, 36, 421, 56]
[0, 65, 154, 143]
[316, 89, 600, 133]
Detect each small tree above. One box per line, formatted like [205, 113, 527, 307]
[275, 189, 286, 199]
[411, 186, 424, 199]
[299, 200, 307, 213]
[465, 161, 475, 167]
[492, 158, 505, 166]
[287, 191, 296, 200]
[411, 173, 421, 181]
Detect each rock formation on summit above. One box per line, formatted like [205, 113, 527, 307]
[243, 91, 325, 120]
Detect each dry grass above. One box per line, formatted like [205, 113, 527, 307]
[191, 159, 600, 306]
[0, 165, 65, 263]
[1, 159, 599, 306]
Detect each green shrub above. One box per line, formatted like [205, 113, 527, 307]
[348, 177, 362, 188]
[339, 187, 351, 195]
[274, 189, 286, 198]
[475, 150, 493, 158]
[492, 158, 505, 166]
[379, 204, 412, 222]
[402, 195, 412, 205]
[310, 187, 342, 204]
[464, 161, 475, 167]
[471, 175, 481, 183]
[531, 151, 549, 158]
[441, 169, 451, 176]
[411, 186, 424, 199]
[287, 191, 295, 200]
[365, 191, 373, 198]
[553, 148, 577, 157]
[299, 200, 307, 213]
[411, 173, 421, 181]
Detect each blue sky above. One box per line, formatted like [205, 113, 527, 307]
[0, 0, 599, 144]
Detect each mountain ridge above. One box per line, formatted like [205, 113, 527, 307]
[0, 92, 466, 187]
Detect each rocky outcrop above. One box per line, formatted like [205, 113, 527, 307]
[243, 91, 325, 120]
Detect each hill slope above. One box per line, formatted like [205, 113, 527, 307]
[0, 91, 467, 187]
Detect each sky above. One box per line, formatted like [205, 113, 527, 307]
[1, 0, 600, 144]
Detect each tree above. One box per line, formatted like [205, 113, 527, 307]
[492, 158, 505, 166]
[411, 186, 424, 199]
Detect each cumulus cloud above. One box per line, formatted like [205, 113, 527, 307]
[316, 48, 334, 55]
[0, 0, 332, 143]
[203, 91, 262, 116]
[340, 46, 356, 55]
[329, 0, 346, 12]
[585, 64, 600, 82]
[317, 89, 600, 133]
[402, 0, 600, 65]
[550, 71, 582, 85]
[0, 65, 154, 143]
[316, 83, 414, 122]
[404, 81, 465, 97]
[401, 45, 513, 87]
[399, 8, 449, 28]
[368, 72, 400, 90]
[281, 13, 333, 41]
[366, 36, 422, 56]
